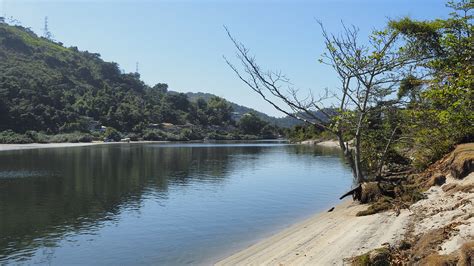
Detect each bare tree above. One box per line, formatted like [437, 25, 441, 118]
[224, 23, 416, 199]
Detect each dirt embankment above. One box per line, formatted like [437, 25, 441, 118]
[353, 143, 474, 265]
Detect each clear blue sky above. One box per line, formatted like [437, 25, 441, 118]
[2, 0, 449, 117]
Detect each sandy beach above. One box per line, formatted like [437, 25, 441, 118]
[298, 139, 341, 148]
[216, 200, 410, 265]
[0, 142, 105, 151]
[0, 141, 175, 152]
[217, 172, 474, 265]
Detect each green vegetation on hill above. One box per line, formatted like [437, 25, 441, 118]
[0, 22, 280, 143]
[184, 92, 303, 128]
[185, 92, 336, 129]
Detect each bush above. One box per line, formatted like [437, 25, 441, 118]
[103, 127, 121, 142]
[142, 129, 166, 141]
[205, 131, 230, 140]
[25, 131, 49, 143]
[0, 130, 34, 144]
[125, 133, 140, 141]
[179, 129, 203, 141]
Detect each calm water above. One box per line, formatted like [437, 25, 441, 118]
[0, 141, 351, 265]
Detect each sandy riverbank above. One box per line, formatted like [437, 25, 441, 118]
[0, 142, 105, 151]
[217, 171, 474, 265]
[299, 139, 341, 148]
[0, 141, 173, 152]
[216, 200, 410, 265]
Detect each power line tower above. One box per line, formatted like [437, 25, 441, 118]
[43, 16, 52, 40]
[135, 62, 139, 74]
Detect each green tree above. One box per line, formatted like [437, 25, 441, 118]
[207, 96, 233, 126]
[238, 113, 268, 135]
[390, 0, 474, 167]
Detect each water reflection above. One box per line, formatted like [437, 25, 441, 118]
[0, 142, 349, 264]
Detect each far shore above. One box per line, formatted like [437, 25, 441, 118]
[0, 141, 172, 152]
[299, 139, 341, 148]
[0, 139, 286, 152]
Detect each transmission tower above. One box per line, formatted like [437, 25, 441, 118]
[43, 16, 52, 40]
[136, 62, 139, 74]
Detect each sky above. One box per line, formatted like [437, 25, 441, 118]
[1, 0, 450, 117]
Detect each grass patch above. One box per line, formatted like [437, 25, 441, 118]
[356, 197, 393, 216]
[351, 247, 391, 266]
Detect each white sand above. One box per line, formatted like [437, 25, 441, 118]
[216, 200, 410, 265]
[299, 139, 340, 148]
[0, 141, 173, 152]
[0, 142, 104, 151]
[410, 172, 474, 255]
[316, 140, 340, 148]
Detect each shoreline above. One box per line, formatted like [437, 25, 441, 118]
[0, 142, 105, 151]
[0, 141, 172, 152]
[215, 199, 410, 265]
[0, 139, 288, 152]
[216, 171, 474, 265]
[298, 139, 341, 148]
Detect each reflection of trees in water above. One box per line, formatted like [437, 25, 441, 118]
[0, 144, 266, 262]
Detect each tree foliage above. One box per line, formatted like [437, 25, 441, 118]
[390, 0, 474, 167]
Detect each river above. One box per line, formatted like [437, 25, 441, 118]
[0, 141, 352, 265]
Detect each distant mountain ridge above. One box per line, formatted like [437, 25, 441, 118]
[183, 92, 334, 128]
[183, 92, 301, 127]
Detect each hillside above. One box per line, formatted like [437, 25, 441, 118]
[0, 22, 282, 141]
[0, 22, 174, 133]
[185, 92, 312, 128]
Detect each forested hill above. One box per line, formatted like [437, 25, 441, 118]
[0, 22, 280, 140]
[184, 92, 303, 128]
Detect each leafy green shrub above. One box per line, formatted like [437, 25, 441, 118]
[142, 129, 166, 141]
[0, 130, 34, 144]
[163, 132, 181, 141]
[125, 133, 140, 141]
[103, 127, 121, 142]
[205, 131, 233, 140]
[25, 131, 49, 143]
[179, 129, 203, 141]
[48, 132, 93, 143]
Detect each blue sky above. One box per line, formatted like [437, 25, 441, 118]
[2, 0, 450, 117]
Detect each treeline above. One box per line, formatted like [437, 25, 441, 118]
[0, 22, 281, 143]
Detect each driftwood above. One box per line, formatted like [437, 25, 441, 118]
[339, 184, 362, 200]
